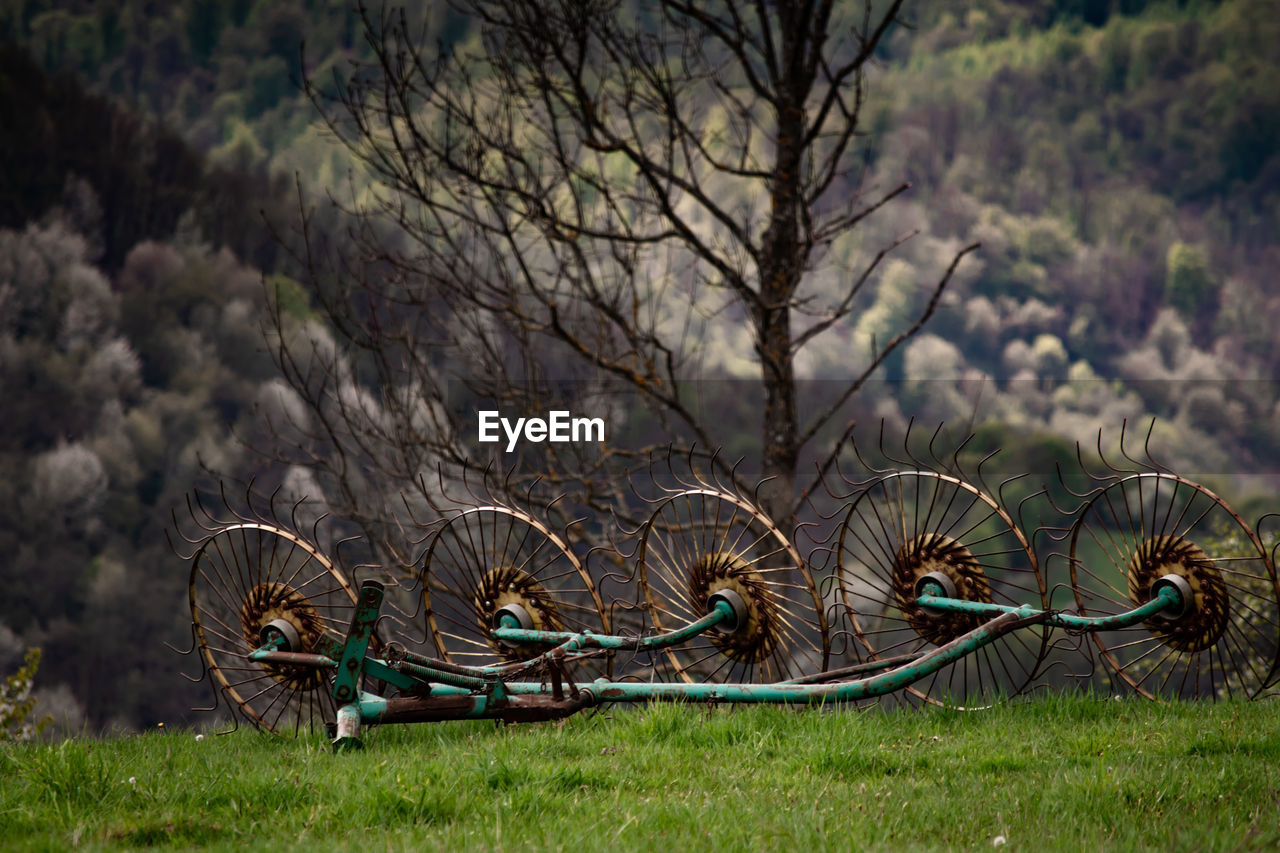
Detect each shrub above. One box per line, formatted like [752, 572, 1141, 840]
[1, 647, 49, 742]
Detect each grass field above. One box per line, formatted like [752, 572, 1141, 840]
[3, 694, 1279, 851]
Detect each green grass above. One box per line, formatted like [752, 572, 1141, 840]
[3, 695, 1279, 851]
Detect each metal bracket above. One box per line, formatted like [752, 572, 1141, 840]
[333, 580, 385, 706]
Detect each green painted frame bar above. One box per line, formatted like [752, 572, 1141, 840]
[583, 607, 1047, 704]
[915, 580, 1182, 631]
[490, 598, 734, 652]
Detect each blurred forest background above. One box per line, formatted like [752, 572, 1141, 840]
[1, 0, 1278, 731]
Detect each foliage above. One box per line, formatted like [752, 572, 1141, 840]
[845, 0, 1280, 475]
[1164, 241, 1214, 320]
[0, 214, 279, 731]
[0, 39, 294, 273]
[0, 648, 49, 742]
[1, 0, 1279, 734]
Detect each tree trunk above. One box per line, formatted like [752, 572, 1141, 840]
[756, 95, 805, 529]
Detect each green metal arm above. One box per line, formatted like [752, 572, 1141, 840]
[914, 580, 1183, 631]
[490, 598, 735, 651]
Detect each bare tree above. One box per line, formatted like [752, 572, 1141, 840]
[276, 0, 977, 549]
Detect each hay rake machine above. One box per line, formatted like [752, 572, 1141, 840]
[170, 429, 1280, 749]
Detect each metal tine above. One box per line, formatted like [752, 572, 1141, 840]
[543, 491, 587, 537]
[188, 672, 222, 716]
[211, 685, 242, 736]
[170, 478, 278, 565]
[922, 420, 952, 474]
[877, 415, 917, 471]
[675, 443, 704, 491]
[641, 444, 673, 499]
[347, 553, 386, 587]
[402, 474, 439, 539]
[181, 492, 221, 536]
[939, 428, 979, 481]
[646, 442, 695, 493]
[232, 478, 270, 525]
[1257, 512, 1280, 558]
[793, 486, 848, 575]
[515, 465, 548, 514]
[467, 457, 500, 507]
[611, 483, 644, 534]
[476, 459, 511, 507]
[1049, 458, 1097, 506]
[843, 424, 882, 483]
[1028, 651, 1086, 690]
[819, 425, 888, 501]
[826, 620, 860, 660]
[746, 474, 780, 515]
[1136, 417, 1176, 475]
[1071, 428, 1123, 486]
[819, 451, 878, 504]
[381, 528, 431, 646]
[619, 446, 671, 514]
[435, 456, 487, 509]
[1043, 569, 1083, 618]
[164, 620, 202, 663]
[1014, 484, 1065, 580]
[598, 524, 644, 589]
[592, 543, 645, 620]
[1044, 600, 1101, 687]
[1099, 419, 1144, 478]
[1007, 477, 1044, 536]
[717, 450, 750, 500]
[1261, 520, 1280, 691]
[381, 607, 428, 648]
[1115, 416, 1171, 476]
[193, 488, 232, 529]
[165, 521, 202, 559]
[1045, 434, 1125, 530]
[595, 533, 650, 644]
[452, 457, 485, 506]
[705, 448, 729, 494]
[300, 502, 331, 553]
[422, 463, 460, 517]
[381, 481, 440, 635]
[857, 418, 901, 474]
[702, 446, 726, 492]
[791, 508, 831, 556]
[963, 446, 1003, 501]
[1116, 417, 1149, 474]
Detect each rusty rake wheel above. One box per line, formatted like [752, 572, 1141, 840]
[1069, 473, 1280, 700]
[419, 506, 610, 679]
[834, 471, 1048, 709]
[637, 489, 829, 683]
[189, 523, 358, 735]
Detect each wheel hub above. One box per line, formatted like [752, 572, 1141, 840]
[1127, 535, 1228, 652]
[892, 533, 992, 645]
[240, 582, 326, 690]
[689, 552, 780, 664]
[476, 566, 565, 660]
